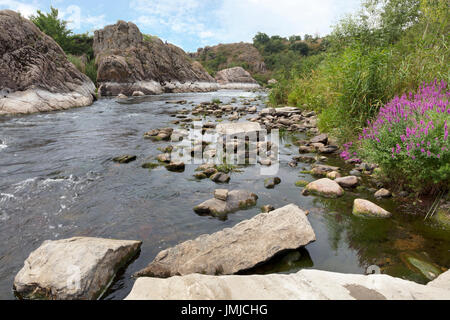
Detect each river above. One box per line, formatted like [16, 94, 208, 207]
[0, 90, 448, 300]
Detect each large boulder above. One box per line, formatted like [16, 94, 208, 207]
[134, 204, 315, 278]
[303, 178, 344, 198]
[215, 67, 260, 89]
[0, 10, 96, 115]
[126, 269, 450, 300]
[14, 237, 142, 300]
[193, 190, 258, 217]
[93, 21, 218, 96]
[353, 199, 392, 218]
[216, 121, 261, 136]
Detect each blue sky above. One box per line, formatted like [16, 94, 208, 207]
[0, 0, 362, 52]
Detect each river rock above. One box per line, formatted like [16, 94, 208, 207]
[264, 177, 281, 189]
[0, 10, 96, 115]
[375, 188, 392, 198]
[310, 134, 328, 145]
[335, 176, 359, 188]
[165, 161, 185, 172]
[210, 172, 231, 184]
[428, 270, 450, 290]
[132, 91, 145, 97]
[113, 155, 137, 163]
[14, 237, 142, 300]
[117, 93, 128, 99]
[215, 67, 260, 90]
[135, 204, 315, 277]
[193, 190, 257, 217]
[93, 20, 217, 96]
[156, 153, 171, 163]
[303, 178, 344, 198]
[261, 205, 275, 213]
[126, 269, 450, 300]
[327, 171, 341, 180]
[214, 189, 229, 201]
[353, 199, 392, 218]
[216, 122, 261, 136]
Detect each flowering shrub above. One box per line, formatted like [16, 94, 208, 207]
[341, 80, 449, 193]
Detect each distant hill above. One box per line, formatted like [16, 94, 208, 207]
[190, 42, 267, 77]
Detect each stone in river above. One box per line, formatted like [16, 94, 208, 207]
[113, 155, 137, 163]
[264, 177, 281, 189]
[303, 178, 344, 198]
[165, 161, 185, 172]
[352, 199, 392, 218]
[214, 189, 229, 201]
[193, 190, 258, 217]
[261, 205, 275, 213]
[310, 134, 328, 145]
[375, 188, 392, 198]
[14, 237, 142, 300]
[335, 176, 359, 188]
[210, 172, 231, 184]
[134, 204, 315, 278]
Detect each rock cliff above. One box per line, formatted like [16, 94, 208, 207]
[93, 21, 218, 96]
[0, 10, 96, 115]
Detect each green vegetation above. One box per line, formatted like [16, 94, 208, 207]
[30, 7, 97, 83]
[253, 32, 325, 74]
[270, 0, 449, 143]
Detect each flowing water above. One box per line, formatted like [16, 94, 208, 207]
[0, 90, 448, 300]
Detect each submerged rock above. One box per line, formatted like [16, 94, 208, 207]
[134, 204, 315, 278]
[264, 177, 281, 189]
[352, 199, 392, 218]
[193, 190, 257, 217]
[126, 269, 450, 300]
[14, 237, 142, 300]
[113, 155, 137, 164]
[400, 252, 443, 281]
[303, 178, 344, 198]
[0, 10, 96, 115]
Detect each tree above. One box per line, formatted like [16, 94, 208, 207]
[289, 35, 302, 42]
[30, 7, 73, 52]
[30, 7, 95, 59]
[290, 42, 309, 56]
[253, 32, 270, 46]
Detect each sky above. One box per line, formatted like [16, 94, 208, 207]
[0, 0, 362, 52]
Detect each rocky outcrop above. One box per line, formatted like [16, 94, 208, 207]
[93, 21, 218, 96]
[0, 10, 96, 115]
[134, 204, 315, 278]
[215, 67, 260, 89]
[191, 42, 267, 75]
[126, 269, 450, 300]
[14, 237, 142, 300]
[353, 199, 392, 218]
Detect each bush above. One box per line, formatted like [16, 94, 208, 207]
[341, 81, 449, 193]
[67, 54, 97, 84]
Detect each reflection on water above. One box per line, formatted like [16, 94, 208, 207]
[0, 90, 448, 300]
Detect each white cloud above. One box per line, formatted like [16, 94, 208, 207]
[0, 0, 39, 17]
[129, 0, 360, 50]
[59, 5, 108, 32]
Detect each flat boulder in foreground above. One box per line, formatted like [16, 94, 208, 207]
[126, 269, 450, 300]
[14, 237, 142, 300]
[134, 204, 315, 278]
[0, 10, 95, 115]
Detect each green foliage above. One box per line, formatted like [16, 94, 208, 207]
[30, 7, 96, 83]
[269, 0, 449, 143]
